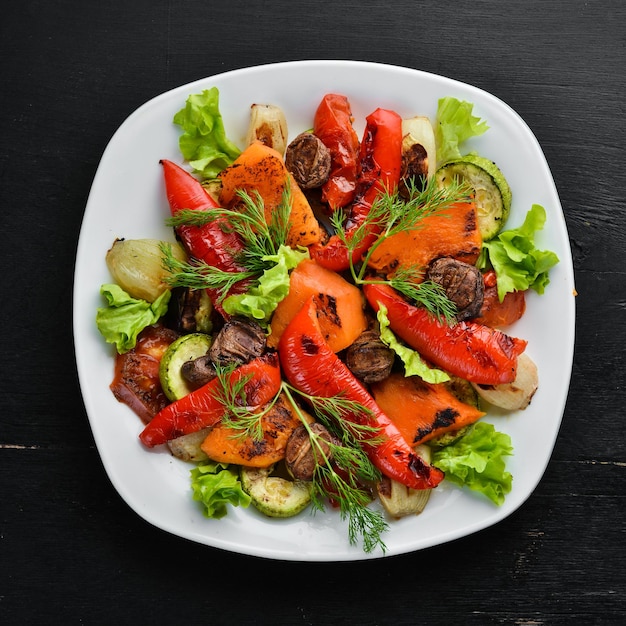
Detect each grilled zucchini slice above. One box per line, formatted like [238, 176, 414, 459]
[159, 333, 212, 401]
[435, 155, 512, 240]
[240, 465, 312, 518]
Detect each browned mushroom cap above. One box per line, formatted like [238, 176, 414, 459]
[426, 257, 484, 321]
[181, 355, 217, 389]
[285, 422, 335, 481]
[345, 330, 395, 384]
[209, 318, 267, 366]
[285, 132, 331, 189]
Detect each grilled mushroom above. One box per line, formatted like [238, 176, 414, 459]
[285, 132, 332, 189]
[285, 422, 334, 481]
[209, 318, 267, 366]
[345, 330, 395, 384]
[180, 355, 216, 389]
[426, 257, 484, 321]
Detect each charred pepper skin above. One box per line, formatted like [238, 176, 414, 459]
[363, 282, 527, 386]
[139, 353, 282, 447]
[278, 296, 444, 491]
[310, 107, 403, 273]
[160, 159, 251, 316]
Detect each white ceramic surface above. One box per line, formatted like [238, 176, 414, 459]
[73, 61, 575, 561]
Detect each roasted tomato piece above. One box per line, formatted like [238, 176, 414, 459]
[110, 324, 179, 423]
[476, 270, 526, 328]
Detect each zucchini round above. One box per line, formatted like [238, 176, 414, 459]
[240, 466, 312, 518]
[159, 333, 212, 401]
[435, 155, 512, 240]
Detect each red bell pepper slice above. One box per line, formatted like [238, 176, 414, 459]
[310, 107, 403, 272]
[278, 296, 444, 491]
[313, 94, 360, 211]
[363, 283, 527, 385]
[139, 352, 282, 447]
[160, 159, 251, 315]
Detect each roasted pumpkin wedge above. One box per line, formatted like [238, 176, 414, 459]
[200, 393, 305, 468]
[366, 200, 482, 278]
[370, 372, 486, 447]
[218, 141, 323, 248]
[267, 258, 368, 353]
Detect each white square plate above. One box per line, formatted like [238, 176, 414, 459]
[73, 61, 575, 561]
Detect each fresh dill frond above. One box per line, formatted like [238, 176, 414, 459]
[260, 182, 292, 251]
[387, 272, 458, 324]
[229, 190, 274, 254]
[211, 362, 274, 441]
[164, 178, 294, 278]
[372, 177, 470, 238]
[213, 362, 250, 405]
[305, 394, 381, 439]
[310, 464, 388, 554]
[326, 177, 468, 322]
[327, 207, 351, 246]
[166, 209, 227, 229]
[219, 400, 276, 442]
[282, 385, 384, 464]
[160, 243, 254, 300]
[280, 384, 387, 552]
[357, 176, 472, 273]
[328, 438, 382, 484]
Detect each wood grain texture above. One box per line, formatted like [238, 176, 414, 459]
[1, 0, 624, 624]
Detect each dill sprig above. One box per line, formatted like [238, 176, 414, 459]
[311, 463, 388, 554]
[209, 361, 272, 440]
[165, 182, 293, 278]
[160, 243, 254, 301]
[213, 361, 252, 406]
[201, 370, 389, 553]
[281, 385, 388, 554]
[369, 272, 459, 322]
[368, 177, 471, 247]
[303, 393, 384, 448]
[331, 176, 471, 323]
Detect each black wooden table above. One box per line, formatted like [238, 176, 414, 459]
[2, 1, 624, 624]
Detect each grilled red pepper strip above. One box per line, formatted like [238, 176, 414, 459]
[313, 94, 360, 211]
[139, 352, 281, 447]
[278, 297, 444, 490]
[160, 159, 251, 315]
[310, 108, 402, 272]
[363, 283, 527, 385]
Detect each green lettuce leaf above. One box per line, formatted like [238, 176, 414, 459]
[96, 284, 170, 354]
[190, 461, 251, 519]
[477, 203, 560, 301]
[376, 304, 450, 383]
[173, 87, 241, 179]
[223, 245, 309, 324]
[435, 97, 490, 165]
[432, 422, 513, 505]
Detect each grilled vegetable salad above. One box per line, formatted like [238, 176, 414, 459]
[96, 88, 559, 553]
